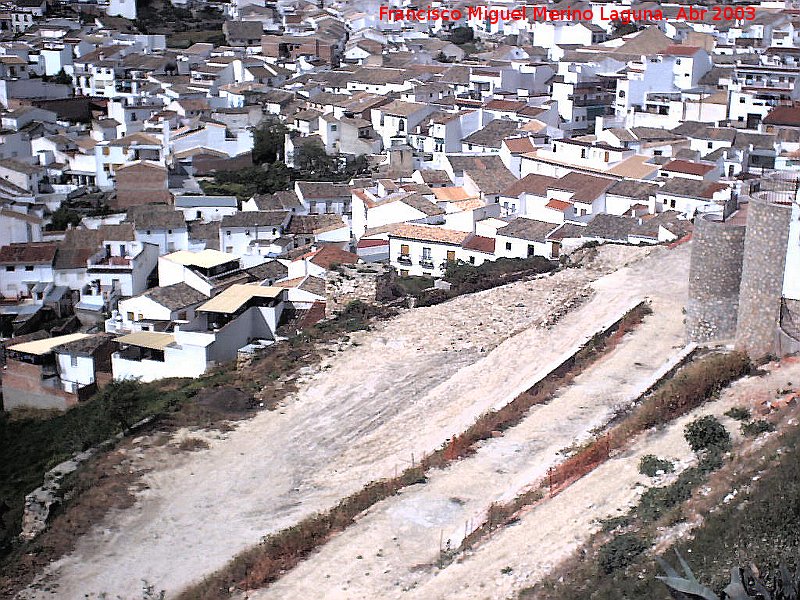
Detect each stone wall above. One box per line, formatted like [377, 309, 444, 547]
[324, 264, 392, 317]
[735, 198, 792, 358]
[686, 213, 746, 343]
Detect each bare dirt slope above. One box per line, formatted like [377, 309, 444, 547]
[20, 244, 667, 599]
[391, 359, 800, 600]
[248, 243, 690, 600]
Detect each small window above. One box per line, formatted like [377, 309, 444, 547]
[398, 119, 405, 132]
[146, 230, 151, 235]
[167, 229, 172, 234]
[708, 142, 713, 149]
[618, 90, 626, 98]
[330, 125, 337, 131]
[739, 97, 746, 104]
[127, 312, 134, 320]
[196, 210, 202, 219]
[24, 265, 33, 271]
[226, 230, 231, 236]
[505, 242, 512, 251]
[581, 149, 587, 158]
[103, 147, 110, 155]
[71, 354, 78, 367]
[469, 256, 475, 264]
[5, 266, 13, 272]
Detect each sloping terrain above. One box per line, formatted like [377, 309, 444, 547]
[20, 244, 671, 599]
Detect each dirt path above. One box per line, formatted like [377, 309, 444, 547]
[246, 245, 691, 600]
[18, 245, 662, 600]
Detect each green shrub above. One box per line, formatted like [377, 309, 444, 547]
[598, 533, 648, 574]
[684, 415, 731, 454]
[724, 406, 751, 421]
[638, 455, 675, 477]
[741, 419, 775, 437]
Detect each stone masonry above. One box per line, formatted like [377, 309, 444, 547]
[686, 213, 746, 343]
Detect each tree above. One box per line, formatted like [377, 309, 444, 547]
[252, 119, 288, 165]
[48, 206, 81, 231]
[99, 380, 145, 432]
[449, 26, 475, 46]
[51, 68, 73, 86]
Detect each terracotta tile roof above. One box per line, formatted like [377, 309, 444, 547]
[432, 187, 475, 202]
[545, 199, 572, 210]
[763, 106, 800, 127]
[391, 224, 469, 245]
[0, 242, 57, 265]
[662, 45, 703, 56]
[661, 159, 716, 176]
[502, 173, 558, 197]
[503, 136, 537, 154]
[461, 234, 495, 254]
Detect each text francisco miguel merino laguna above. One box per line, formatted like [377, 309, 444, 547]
[378, 4, 756, 23]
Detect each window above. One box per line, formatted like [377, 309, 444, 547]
[739, 97, 746, 103]
[422, 247, 432, 260]
[167, 229, 172, 234]
[196, 210, 202, 219]
[226, 230, 231, 236]
[527, 244, 535, 257]
[469, 256, 475, 264]
[127, 311, 134, 321]
[505, 241, 512, 251]
[146, 230, 151, 235]
[400, 244, 409, 256]
[103, 147, 110, 156]
[245, 229, 251, 236]
[25, 265, 33, 271]
[330, 125, 337, 131]
[618, 90, 626, 98]
[5, 266, 13, 272]
[708, 142, 713, 149]
[676, 59, 681, 65]
[272, 228, 277, 235]
[581, 149, 587, 158]
[398, 119, 405, 132]
[446, 250, 455, 263]
[71, 354, 78, 367]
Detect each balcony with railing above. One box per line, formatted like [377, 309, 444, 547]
[419, 258, 434, 269]
[397, 255, 412, 266]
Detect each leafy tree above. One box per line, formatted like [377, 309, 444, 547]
[449, 26, 475, 45]
[99, 380, 145, 432]
[51, 68, 73, 86]
[252, 119, 288, 165]
[48, 206, 81, 231]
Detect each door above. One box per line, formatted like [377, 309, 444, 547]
[446, 250, 456, 262]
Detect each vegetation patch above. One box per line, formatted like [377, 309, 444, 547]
[740, 419, 775, 437]
[638, 454, 675, 477]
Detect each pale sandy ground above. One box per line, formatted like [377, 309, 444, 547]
[248, 243, 691, 600]
[19, 244, 663, 599]
[390, 360, 800, 600]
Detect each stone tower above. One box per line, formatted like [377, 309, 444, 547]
[686, 212, 746, 343]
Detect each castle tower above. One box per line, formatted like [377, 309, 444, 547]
[686, 211, 746, 343]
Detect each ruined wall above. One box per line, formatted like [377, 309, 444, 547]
[686, 213, 746, 343]
[325, 264, 391, 317]
[735, 197, 793, 358]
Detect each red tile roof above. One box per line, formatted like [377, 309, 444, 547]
[0, 242, 57, 265]
[461, 234, 495, 254]
[763, 106, 800, 127]
[545, 199, 572, 211]
[662, 159, 716, 176]
[663, 45, 703, 57]
[503, 136, 537, 154]
[304, 245, 358, 269]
